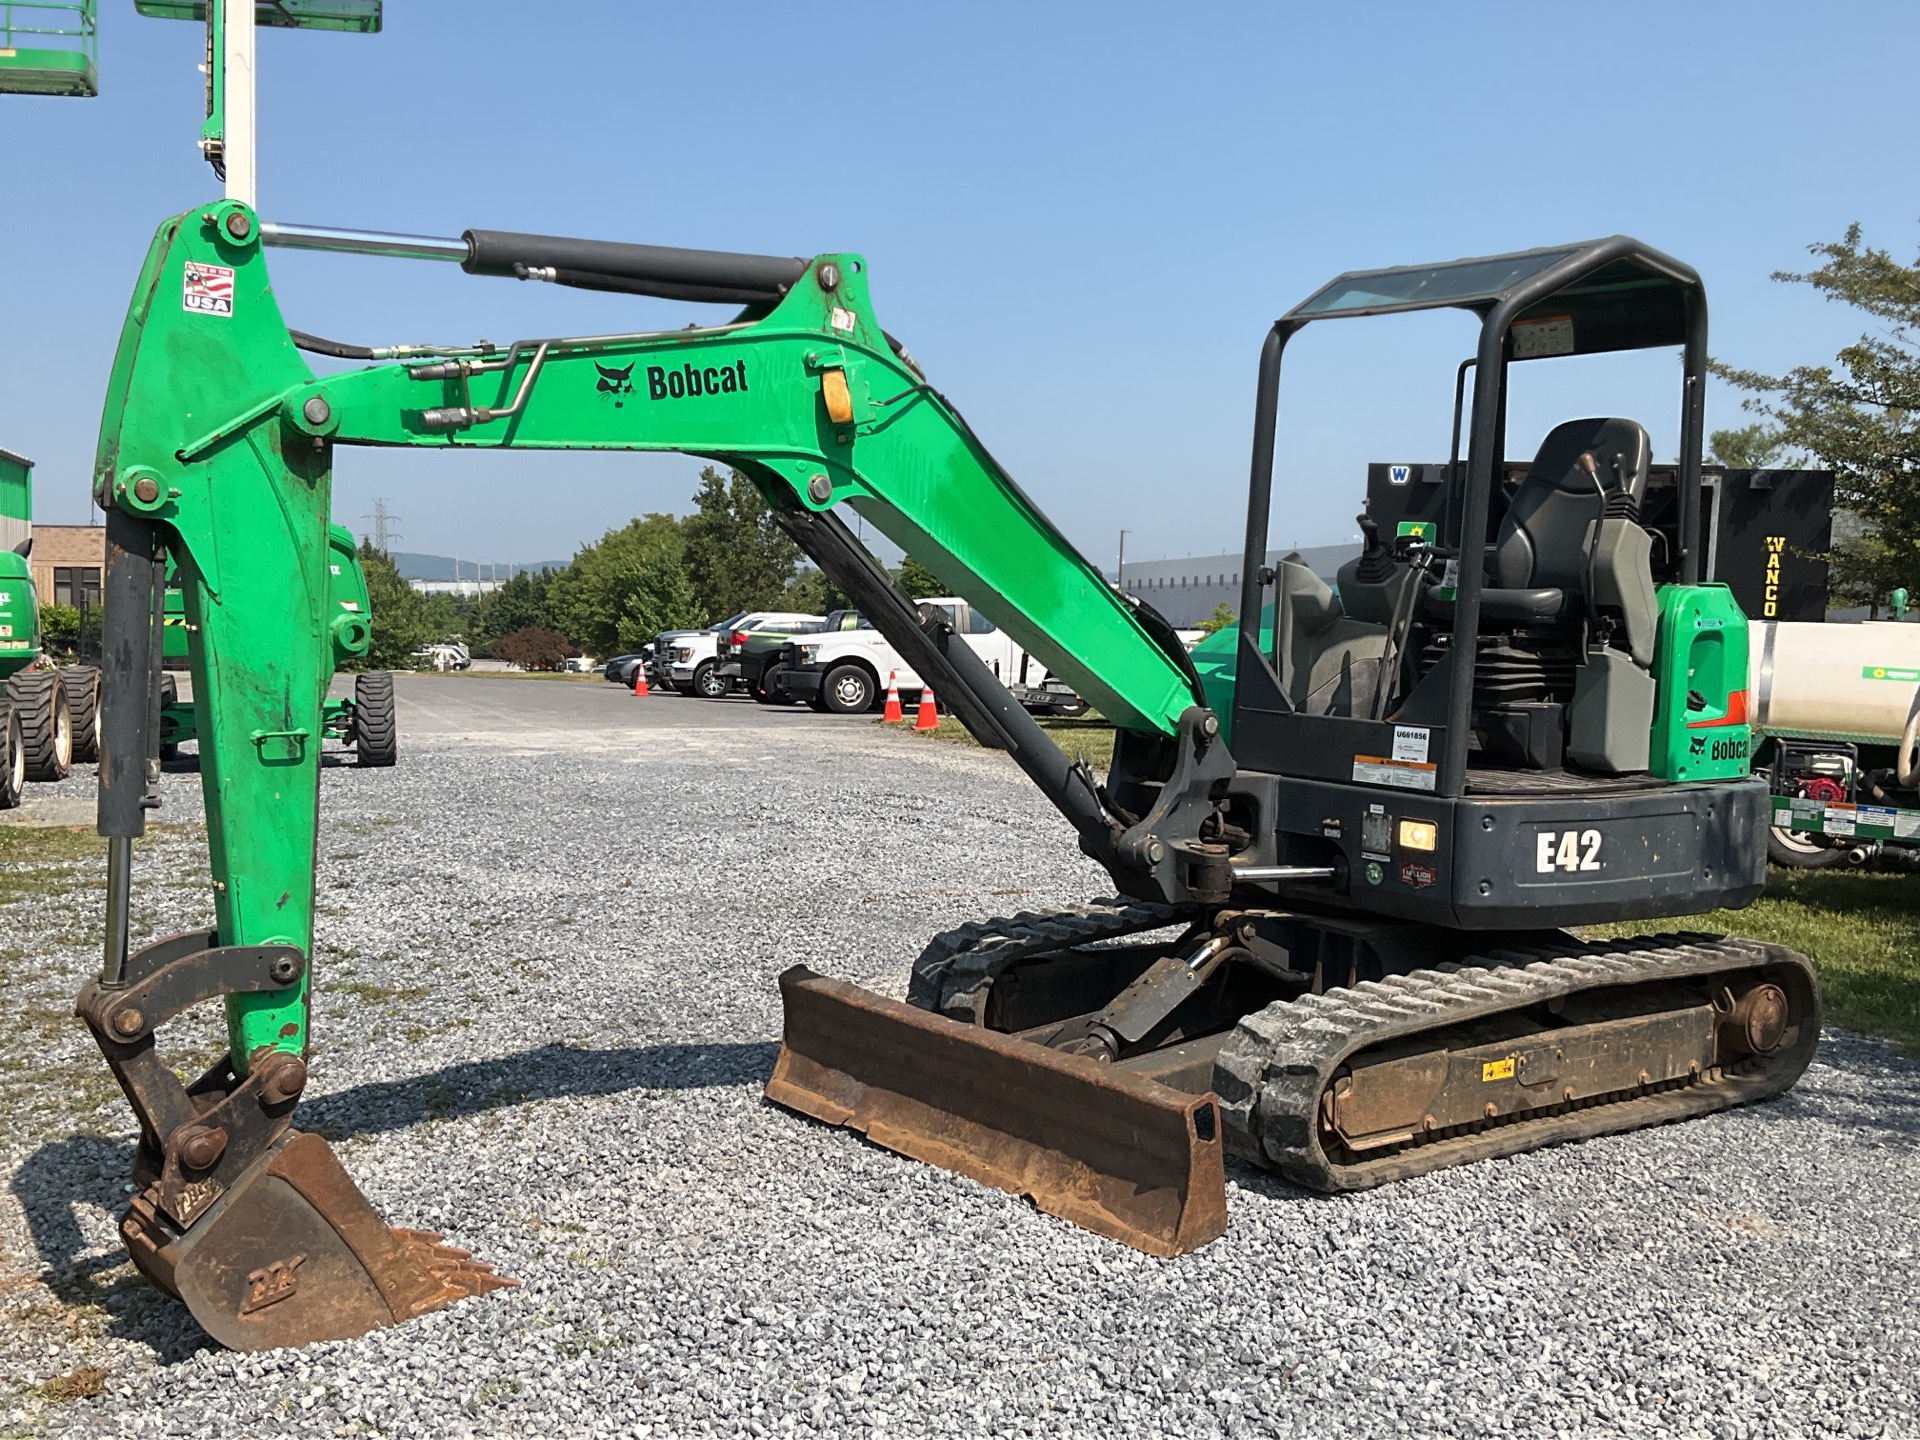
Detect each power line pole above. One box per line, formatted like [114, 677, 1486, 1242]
[363, 497, 401, 551]
[1116, 529, 1130, 589]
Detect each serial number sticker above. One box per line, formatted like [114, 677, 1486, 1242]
[1482, 1057, 1516, 1083]
[829, 307, 857, 333]
[1352, 755, 1437, 792]
[1391, 725, 1430, 763]
[182, 261, 235, 317]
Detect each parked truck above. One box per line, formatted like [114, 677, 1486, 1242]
[768, 596, 1088, 715]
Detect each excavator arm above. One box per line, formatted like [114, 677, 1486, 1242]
[83, 203, 1237, 1348]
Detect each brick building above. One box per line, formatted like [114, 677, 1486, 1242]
[30, 524, 105, 611]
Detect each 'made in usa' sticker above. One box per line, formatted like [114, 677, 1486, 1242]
[183, 262, 235, 317]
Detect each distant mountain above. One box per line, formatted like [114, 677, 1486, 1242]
[391, 552, 571, 582]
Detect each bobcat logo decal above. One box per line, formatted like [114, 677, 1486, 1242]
[594, 362, 636, 408]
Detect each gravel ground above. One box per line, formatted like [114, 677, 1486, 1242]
[2, 677, 1918, 1439]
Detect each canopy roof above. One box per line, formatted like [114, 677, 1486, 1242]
[1284, 237, 1702, 355]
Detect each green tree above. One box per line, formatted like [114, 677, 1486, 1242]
[545, 514, 704, 658]
[1195, 601, 1235, 635]
[895, 555, 945, 599]
[1709, 423, 1791, 470]
[358, 541, 436, 669]
[780, 567, 847, 614]
[680, 466, 803, 618]
[472, 568, 554, 651]
[1715, 223, 1920, 606]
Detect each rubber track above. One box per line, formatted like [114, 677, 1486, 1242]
[1213, 932, 1822, 1193]
[906, 897, 1192, 1023]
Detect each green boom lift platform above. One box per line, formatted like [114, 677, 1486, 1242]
[0, 445, 95, 809]
[157, 521, 395, 767]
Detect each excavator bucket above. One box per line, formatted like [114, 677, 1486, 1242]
[767, 967, 1227, 1257]
[123, 1131, 513, 1351]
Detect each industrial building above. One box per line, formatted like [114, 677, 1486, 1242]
[1117, 543, 1357, 628]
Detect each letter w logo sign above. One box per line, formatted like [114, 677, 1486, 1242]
[1389, 465, 1411, 486]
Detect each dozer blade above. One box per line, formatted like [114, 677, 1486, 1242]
[124, 1131, 514, 1351]
[767, 966, 1227, 1257]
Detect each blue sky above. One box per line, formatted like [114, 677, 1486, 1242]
[3, 1, 1915, 570]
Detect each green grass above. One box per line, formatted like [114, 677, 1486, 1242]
[0, 825, 105, 907]
[1592, 868, 1920, 1054]
[890, 713, 1117, 771]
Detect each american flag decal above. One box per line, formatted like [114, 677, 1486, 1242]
[182, 261, 236, 317]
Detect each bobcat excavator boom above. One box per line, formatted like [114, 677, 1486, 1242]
[82, 203, 1819, 1348]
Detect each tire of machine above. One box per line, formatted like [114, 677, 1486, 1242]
[62, 666, 101, 764]
[1766, 823, 1849, 870]
[352, 671, 398, 767]
[5, 669, 72, 782]
[159, 672, 180, 762]
[0, 703, 23, 810]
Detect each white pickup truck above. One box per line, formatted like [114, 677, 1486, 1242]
[768, 597, 1087, 716]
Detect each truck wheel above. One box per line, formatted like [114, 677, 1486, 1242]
[1767, 823, 1849, 870]
[1051, 697, 1091, 719]
[353, 671, 398, 767]
[752, 673, 795, 706]
[159, 672, 181, 762]
[0, 704, 23, 809]
[6, 670, 72, 782]
[62, 666, 100, 763]
[822, 664, 877, 715]
[693, 659, 729, 699]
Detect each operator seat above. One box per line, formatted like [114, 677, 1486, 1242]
[1419, 418, 1663, 773]
[1485, 416, 1652, 622]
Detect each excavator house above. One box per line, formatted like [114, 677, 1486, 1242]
[78, 140, 1818, 1340]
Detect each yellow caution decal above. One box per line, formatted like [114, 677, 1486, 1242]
[1482, 1057, 1516, 1083]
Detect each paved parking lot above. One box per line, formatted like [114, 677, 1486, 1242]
[2, 673, 1917, 1439]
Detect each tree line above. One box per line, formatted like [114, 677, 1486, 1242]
[360, 465, 947, 669]
[1712, 222, 1920, 609]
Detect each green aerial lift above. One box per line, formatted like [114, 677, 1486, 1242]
[56, 0, 1818, 1354]
[0, 446, 94, 809]
[157, 522, 396, 766]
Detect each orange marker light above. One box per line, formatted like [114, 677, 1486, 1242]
[822, 369, 854, 425]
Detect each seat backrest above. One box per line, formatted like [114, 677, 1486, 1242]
[1493, 418, 1652, 594]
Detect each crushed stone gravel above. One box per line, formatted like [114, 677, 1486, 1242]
[1, 680, 1917, 1438]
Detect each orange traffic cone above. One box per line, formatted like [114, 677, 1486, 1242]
[631, 665, 649, 697]
[914, 684, 939, 731]
[882, 672, 904, 723]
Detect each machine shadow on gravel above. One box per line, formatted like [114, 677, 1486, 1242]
[11, 1134, 213, 1364]
[285, 1039, 779, 1140]
[12, 1042, 777, 1359]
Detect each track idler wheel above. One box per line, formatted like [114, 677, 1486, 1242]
[124, 1131, 513, 1351]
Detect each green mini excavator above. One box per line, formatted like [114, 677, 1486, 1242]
[62, 0, 1818, 1354]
